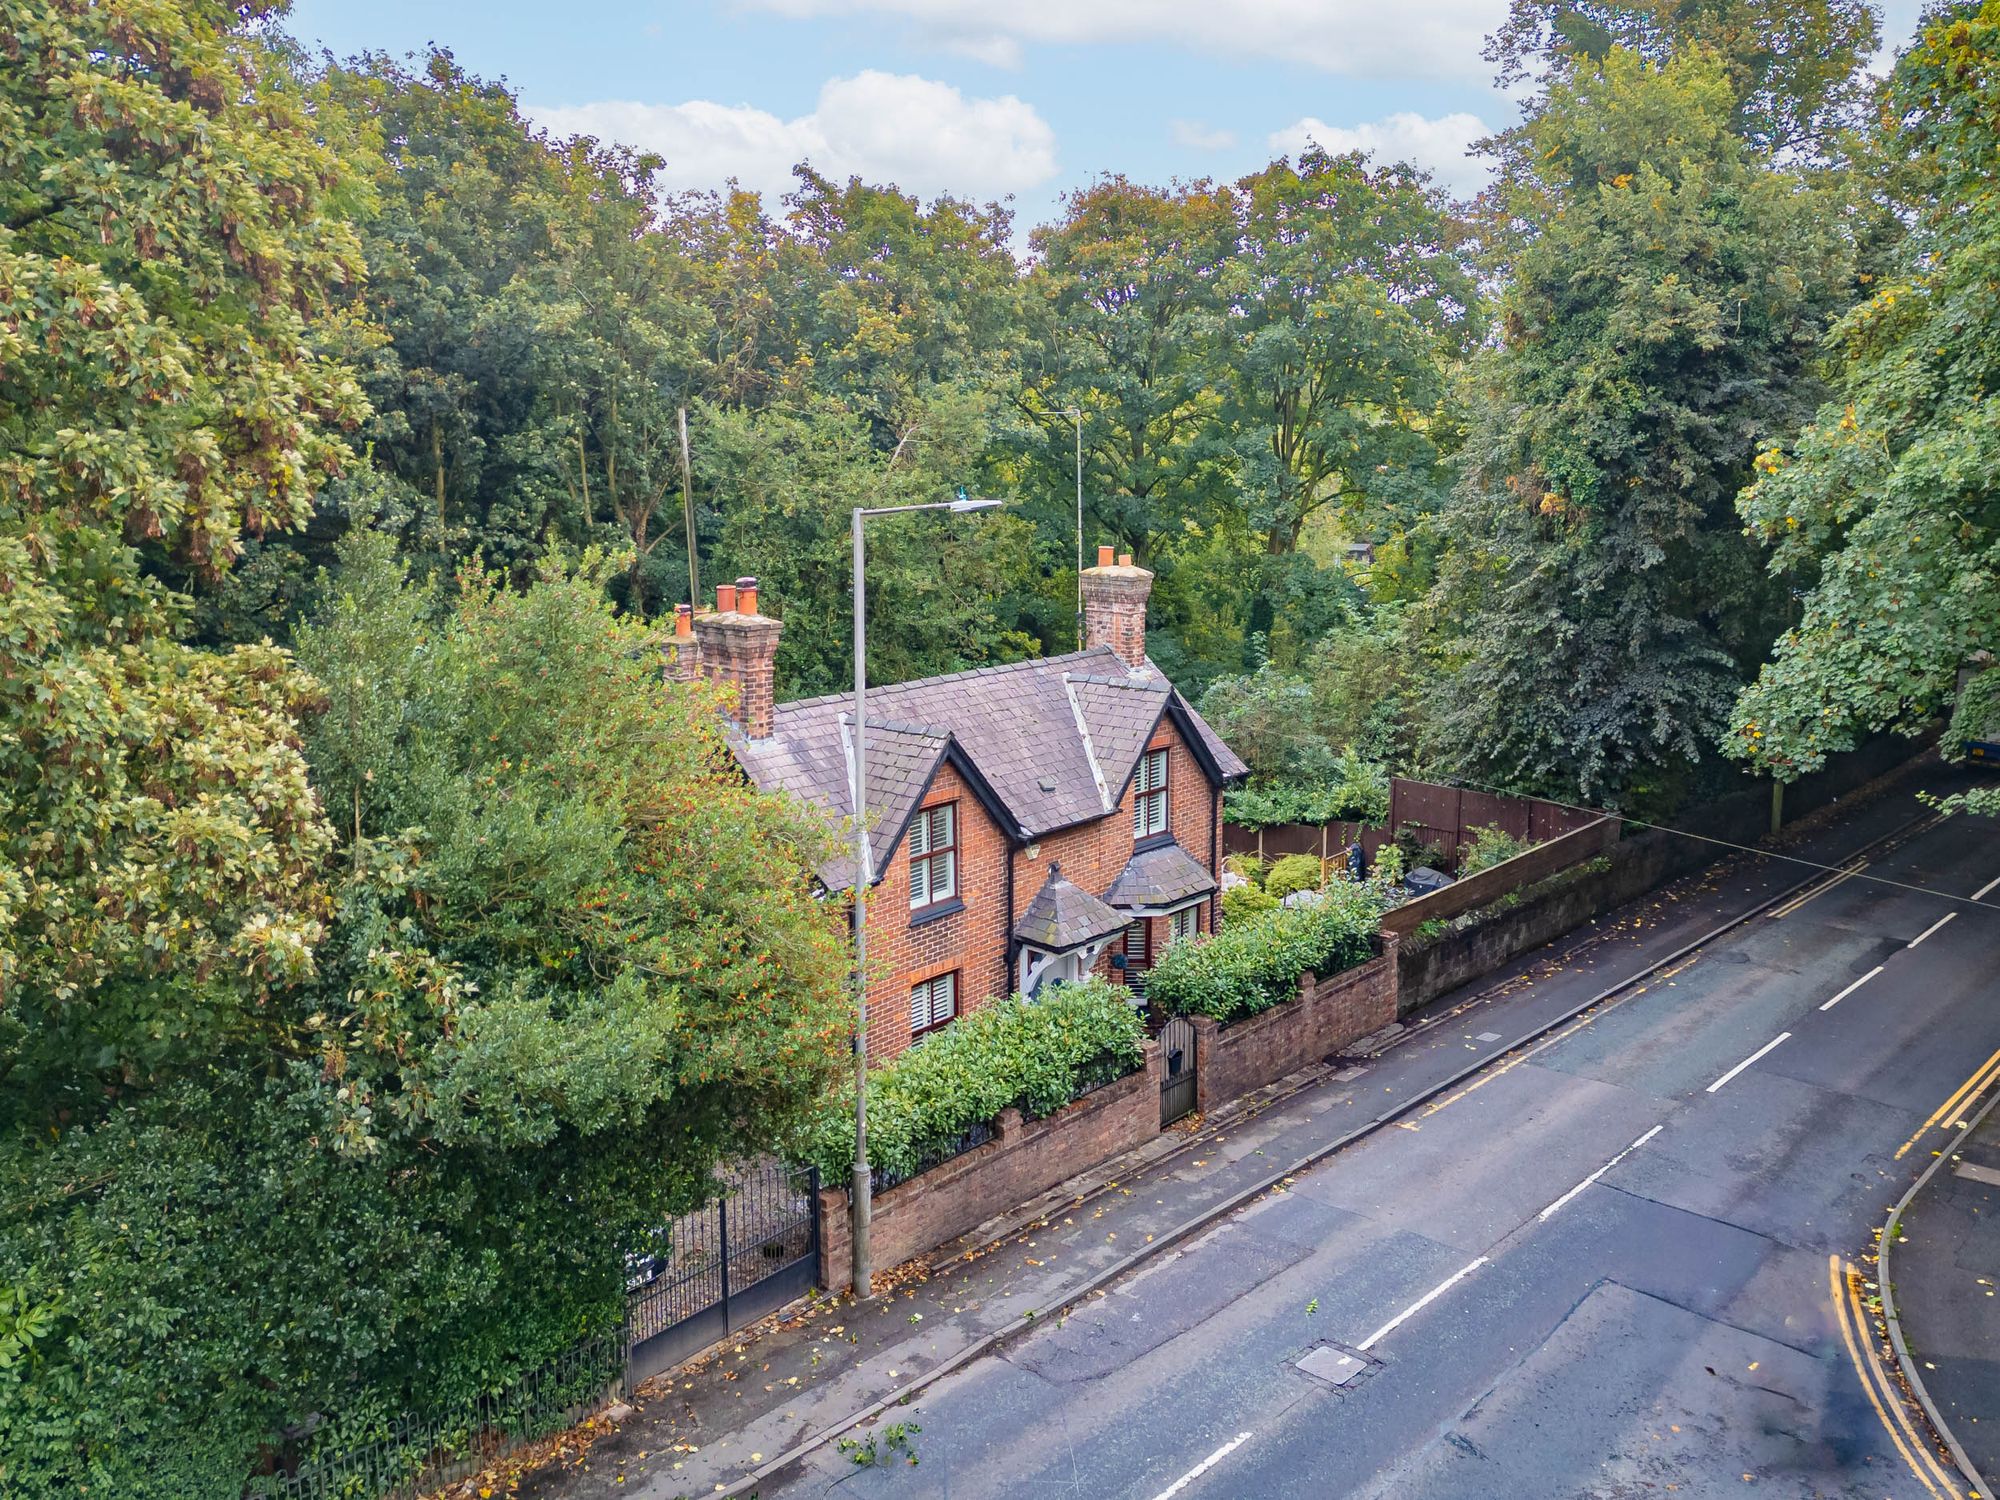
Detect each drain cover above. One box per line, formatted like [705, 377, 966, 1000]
[1296, 1343, 1373, 1387]
[1475, 1031, 1503, 1043]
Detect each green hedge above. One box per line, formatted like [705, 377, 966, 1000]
[805, 982, 1146, 1186]
[1146, 884, 1383, 1025]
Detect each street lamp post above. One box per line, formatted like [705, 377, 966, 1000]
[849, 493, 1002, 1298]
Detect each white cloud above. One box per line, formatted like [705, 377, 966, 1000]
[532, 70, 1058, 203]
[1170, 119, 1237, 151]
[1269, 111, 1491, 198]
[743, 0, 1501, 78]
[936, 32, 1025, 68]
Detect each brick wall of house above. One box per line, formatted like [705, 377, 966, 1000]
[1190, 938, 1400, 1114]
[861, 762, 1012, 1063]
[858, 716, 1228, 1061]
[1007, 713, 1222, 991]
[817, 1040, 1163, 1293]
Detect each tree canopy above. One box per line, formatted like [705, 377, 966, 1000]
[1727, 0, 2000, 813]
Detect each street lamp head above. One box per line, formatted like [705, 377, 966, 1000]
[948, 496, 1002, 513]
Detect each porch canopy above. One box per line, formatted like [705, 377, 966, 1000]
[1014, 863, 1128, 995]
[1102, 840, 1216, 917]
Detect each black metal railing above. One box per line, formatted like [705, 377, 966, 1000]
[625, 1162, 820, 1383]
[871, 1120, 996, 1192]
[249, 1332, 624, 1500]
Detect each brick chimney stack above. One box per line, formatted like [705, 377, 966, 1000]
[693, 576, 783, 738]
[665, 602, 700, 683]
[1081, 544, 1153, 672]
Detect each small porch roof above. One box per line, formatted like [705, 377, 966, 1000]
[1103, 840, 1216, 915]
[1013, 863, 1129, 954]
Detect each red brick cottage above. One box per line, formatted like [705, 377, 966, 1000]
[671, 551, 1248, 1062]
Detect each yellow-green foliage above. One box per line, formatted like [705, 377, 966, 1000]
[1265, 854, 1326, 902]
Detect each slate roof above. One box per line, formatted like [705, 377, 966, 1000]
[1013, 864, 1130, 953]
[728, 647, 1247, 891]
[1103, 840, 1218, 913]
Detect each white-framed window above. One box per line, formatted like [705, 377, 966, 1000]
[908, 802, 957, 909]
[909, 971, 959, 1038]
[1169, 905, 1198, 945]
[1132, 749, 1168, 837]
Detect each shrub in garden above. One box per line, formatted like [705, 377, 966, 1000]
[1265, 854, 1327, 901]
[1222, 882, 1279, 926]
[805, 982, 1146, 1185]
[1146, 884, 1383, 1025]
[1459, 824, 1535, 875]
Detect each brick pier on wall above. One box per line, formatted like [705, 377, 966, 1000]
[817, 1041, 1164, 1294]
[1191, 938, 1399, 1116]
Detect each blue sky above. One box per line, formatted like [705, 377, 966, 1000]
[283, 0, 1929, 236]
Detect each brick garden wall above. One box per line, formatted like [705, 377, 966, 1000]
[1191, 940, 1400, 1115]
[817, 1041, 1164, 1293]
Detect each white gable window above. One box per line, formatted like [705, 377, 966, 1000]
[908, 802, 957, 909]
[1132, 749, 1168, 838]
[910, 971, 958, 1038]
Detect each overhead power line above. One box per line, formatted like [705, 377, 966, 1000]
[1424, 772, 2000, 914]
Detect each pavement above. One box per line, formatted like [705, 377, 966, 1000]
[516, 758, 2000, 1500]
[1889, 1082, 2000, 1486]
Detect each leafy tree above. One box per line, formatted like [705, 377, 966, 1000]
[1221, 148, 1476, 560]
[1023, 177, 1237, 563]
[1728, 1, 2000, 814]
[697, 394, 1044, 697]
[1485, 0, 1880, 158]
[1429, 46, 1857, 801]
[0, 0, 361, 1101]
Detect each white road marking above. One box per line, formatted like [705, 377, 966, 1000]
[1357, 1257, 1490, 1351]
[1820, 966, 1885, 1011]
[1707, 1033, 1791, 1093]
[1150, 1431, 1254, 1499]
[1973, 871, 2000, 903]
[1909, 913, 1957, 948]
[1537, 1126, 1664, 1222]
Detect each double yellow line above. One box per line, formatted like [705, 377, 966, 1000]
[1894, 1048, 2000, 1161]
[1828, 1256, 1967, 1498]
[1769, 858, 1869, 920]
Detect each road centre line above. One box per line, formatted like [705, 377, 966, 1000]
[1358, 1257, 1490, 1351]
[1974, 871, 2000, 903]
[1821, 966, 1885, 1011]
[1538, 1126, 1663, 1222]
[1707, 1033, 1791, 1093]
[1893, 1048, 2000, 1161]
[1150, 1431, 1254, 1500]
[1910, 913, 1958, 948]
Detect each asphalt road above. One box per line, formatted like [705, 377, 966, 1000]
[769, 801, 2000, 1500]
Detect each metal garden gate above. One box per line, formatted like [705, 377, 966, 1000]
[625, 1162, 819, 1385]
[1159, 1016, 1197, 1126]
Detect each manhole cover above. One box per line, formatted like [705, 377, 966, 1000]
[1295, 1342, 1374, 1388]
[1475, 1031, 1503, 1043]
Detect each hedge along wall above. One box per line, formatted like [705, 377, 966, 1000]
[1146, 886, 1383, 1024]
[1190, 937, 1399, 1115]
[817, 1042, 1163, 1294]
[803, 982, 1146, 1187]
